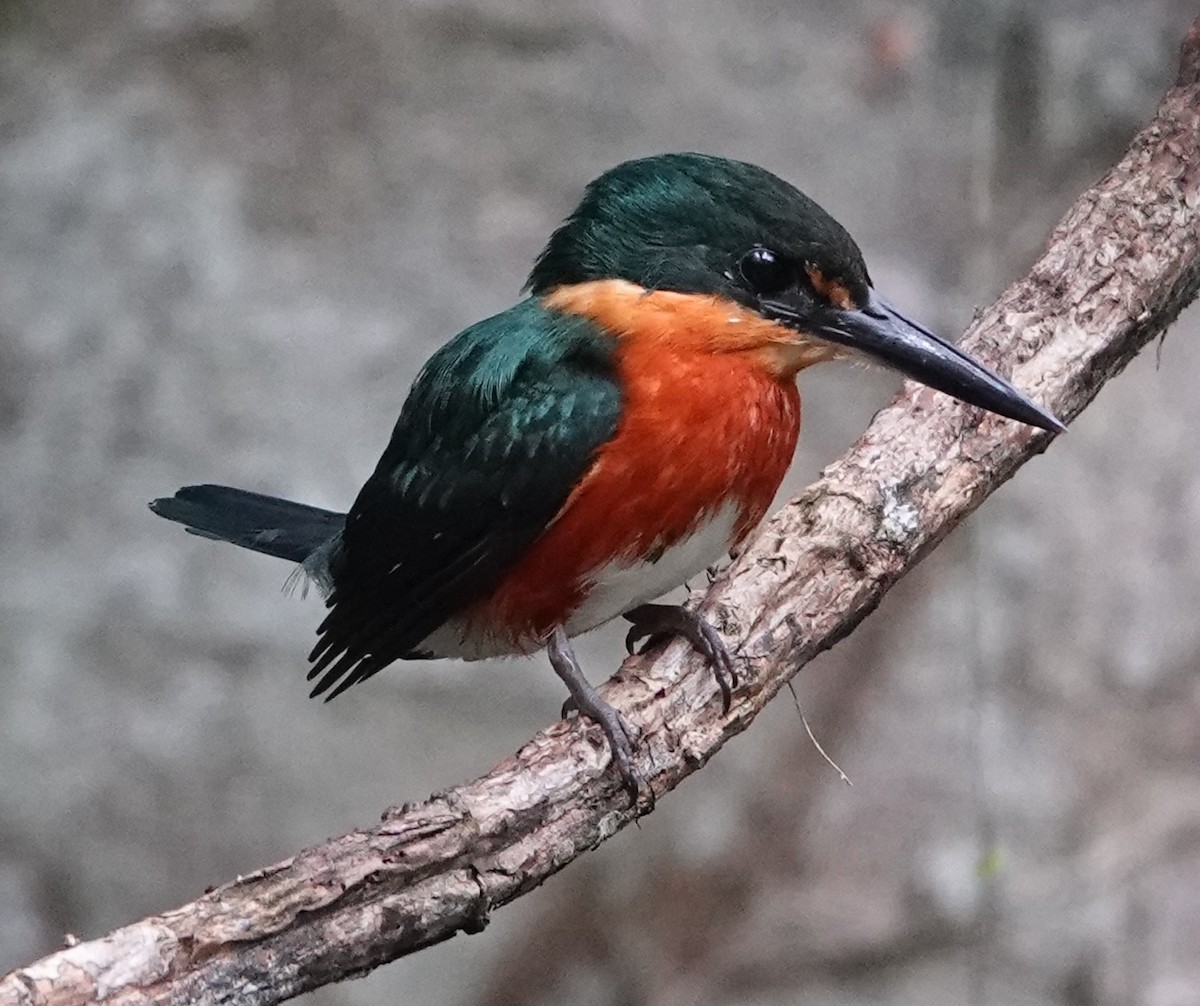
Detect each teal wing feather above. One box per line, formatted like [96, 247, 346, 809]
[308, 299, 622, 697]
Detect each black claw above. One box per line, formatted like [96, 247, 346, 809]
[625, 624, 670, 656]
[622, 603, 738, 713]
[625, 625, 640, 656]
[589, 702, 644, 802]
[547, 626, 650, 806]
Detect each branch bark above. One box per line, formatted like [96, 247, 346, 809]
[6, 19, 1200, 1006]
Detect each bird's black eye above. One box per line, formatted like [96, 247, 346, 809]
[737, 247, 793, 296]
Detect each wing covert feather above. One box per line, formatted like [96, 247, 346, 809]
[309, 300, 621, 696]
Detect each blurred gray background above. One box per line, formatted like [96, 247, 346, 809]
[2, 1, 1199, 1004]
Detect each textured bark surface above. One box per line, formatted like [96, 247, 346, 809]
[3, 16, 1199, 1006]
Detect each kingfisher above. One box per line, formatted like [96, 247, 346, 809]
[151, 153, 1063, 796]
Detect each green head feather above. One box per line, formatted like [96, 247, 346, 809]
[525, 152, 870, 303]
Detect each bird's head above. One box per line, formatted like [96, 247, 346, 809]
[527, 153, 1063, 432]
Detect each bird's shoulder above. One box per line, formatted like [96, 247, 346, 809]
[367, 298, 623, 512]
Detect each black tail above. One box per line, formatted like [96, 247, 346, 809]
[149, 484, 345, 564]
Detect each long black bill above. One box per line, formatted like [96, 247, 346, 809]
[771, 290, 1066, 433]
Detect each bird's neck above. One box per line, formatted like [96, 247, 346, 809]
[542, 278, 838, 380]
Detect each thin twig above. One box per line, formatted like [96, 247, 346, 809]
[786, 680, 852, 785]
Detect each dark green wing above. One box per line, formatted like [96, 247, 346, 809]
[308, 299, 621, 698]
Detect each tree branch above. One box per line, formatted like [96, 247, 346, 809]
[6, 19, 1200, 1006]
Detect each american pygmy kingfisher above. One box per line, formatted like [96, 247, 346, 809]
[152, 153, 1063, 795]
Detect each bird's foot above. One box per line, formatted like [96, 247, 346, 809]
[623, 603, 738, 713]
[548, 627, 648, 805]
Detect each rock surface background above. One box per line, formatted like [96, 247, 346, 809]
[1, 1, 1198, 1003]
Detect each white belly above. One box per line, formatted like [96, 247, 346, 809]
[563, 500, 740, 635]
[417, 502, 741, 660]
